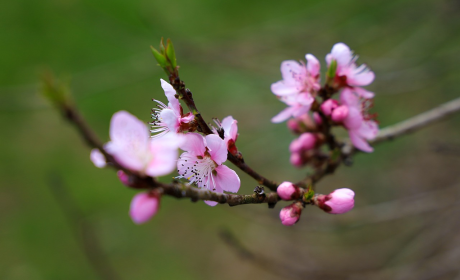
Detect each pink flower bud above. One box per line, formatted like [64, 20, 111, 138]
[287, 119, 301, 134]
[314, 188, 355, 214]
[279, 202, 303, 226]
[117, 170, 130, 186]
[277, 182, 301, 200]
[129, 192, 160, 224]
[331, 105, 349, 123]
[320, 99, 339, 116]
[298, 133, 316, 150]
[290, 152, 303, 167]
[313, 112, 322, 125]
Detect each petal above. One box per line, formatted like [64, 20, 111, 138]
[271, 81, 299, 96]
[221, 116, 235, 137]
[280, 60, 303, 83]
[160, 79, 181, 113]
[179, 133, 206, 156]
[340, 87, 360, 107]
[214, 165, 240, 193]
[330, 43, 353, 67]
[90, 148, 106, 168]
[205, 134, 228, 165]
[271, 106, 297, 123]
[352, 87, 375, 99]
[204, 200, 219, 207]
[110, 111, 149, 150]
[159, 108, 180, 132]
[145, 134, 182, 177]
[343, 107, 363, 130]
[349, 130, 373, 153]
[357, 120, 379, 140]
[348, 66, 375, 86]
[305, 54, 320, 77]
[129, 192, 160, 224]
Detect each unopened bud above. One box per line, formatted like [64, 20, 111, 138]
[313, 112, 322, 125]
[290, 152, 303, 167]
[279, 202, 303, 226]
[277, 182, 301, 200]
[117, 170, 130, 186]
[314, 188, 355, 214]
[320, 99, 339, 116]
[129, 191, 160, 224]
[331, 105, 349, 123]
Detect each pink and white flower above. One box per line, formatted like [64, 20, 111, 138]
[340, 88, 378, 153]
[314, 188, 355, 214]
[326, 43, 375, 95]
[151, 79, 194, 137]
[271, 54, 321, 123]
[130, 191, 160, 224]
[90, 110, 182, 177]
[177, 133, 240, 206]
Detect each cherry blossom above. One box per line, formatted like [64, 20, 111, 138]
[151, 79, 194, 137]
[90, 110, 182, 177]
[326, 43, 375, 95]
[271, 54, 321, 123]
[340, 88, 378, 152]
[177, 133, 240, 206]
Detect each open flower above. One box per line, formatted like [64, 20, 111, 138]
[90, 110, 181, 177]
[326, 43, 375, 93]
[340, 88, 378, 152]
[271, 54, 321, 123]
[150, 79, 194, 137]
[177, 133, 240, 206]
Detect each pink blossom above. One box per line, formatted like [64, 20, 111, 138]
[289, 133, 317, 153]
[221, 116, 239, 155]
[94, 110, 182, 176]
[277, 182, 301, 200]
[90, 148, 106, 168]
[151, 79, 194, 137]
[279, 202, 303, 226]
[177, 133, 240, 206]
[326, 43, 375, 92]
[314, 188, 355, 214]
[340, 88, 378, 152]
[271, 54, 321, 123]
[130, 191, 160, 224]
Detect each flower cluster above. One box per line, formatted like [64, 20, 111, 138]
[271, 43, 378, 159]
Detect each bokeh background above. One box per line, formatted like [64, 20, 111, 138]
[2, 0, 460, 279]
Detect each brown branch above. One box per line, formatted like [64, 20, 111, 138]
[167, 72, 280, 191]
[371, 96, 460, 145]
[305, 97, 460, 186]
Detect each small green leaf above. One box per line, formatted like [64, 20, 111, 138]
[40, 71, 71, 106]
[165, 38, 177, 68]
[150, 46, 166, 67]
[327, 59, 337, 80]
[303, 186, 315, 202]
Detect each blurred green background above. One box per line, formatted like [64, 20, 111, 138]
[1, 0, 460, 279]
